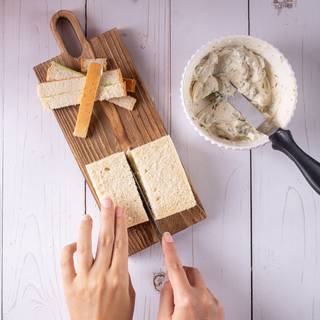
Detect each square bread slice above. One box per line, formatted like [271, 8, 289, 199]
[127, 135, 196, 220]
[86, 152, 148, 228]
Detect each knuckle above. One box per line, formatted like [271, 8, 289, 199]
[169, 261, 183, 271]
[75, 280, 88, 296]
[178, 291, 193, 307]
[114, 238, 124, 250]
[110, 275, 126, 290]
[201, 292, 214, 307]
[88, 278, 105, 292]
[99, 234, 114, 247]
[111, 276, 121, 288]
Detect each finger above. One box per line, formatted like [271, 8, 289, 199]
[207, 289, 224, 319]
[77, 214, 93, 273]
[162, 232, 190, 297]
[183, 266, 206, 288]
[110, 207, 128, 273]
[61, 242, 77, 283]
[207, 287, 219, 304]
[128, 274, 135, 301]
[93, 197, 115, 270]
[157, 281, 174, 319]
[128, 274, 136, 320]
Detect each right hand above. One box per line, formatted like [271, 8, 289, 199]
[158, 232, 224, 320]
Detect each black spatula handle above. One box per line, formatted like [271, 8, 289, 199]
[269, 128, 320, 194]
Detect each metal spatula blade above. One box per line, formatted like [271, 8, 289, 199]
[228, 92, 278, 136]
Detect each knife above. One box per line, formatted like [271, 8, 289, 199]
[130, 167, 163, 240]
[228, 91, 320, 194]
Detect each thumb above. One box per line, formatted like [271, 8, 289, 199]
[157, 281, 174, 320]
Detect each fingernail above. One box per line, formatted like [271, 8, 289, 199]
[82, 214, 91, 221]
[163, 232, 174, 243]
[101, 197, 112, 208]
[116, 207, 123, 217]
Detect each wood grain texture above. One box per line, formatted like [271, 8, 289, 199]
[3, 1, 320, 319]
[170, 1, 252, 320]
[2, 1, 86, 319]
[251, 1, 320, 319]
[33, 13, 206, 256]
[85, 2, 172, 318]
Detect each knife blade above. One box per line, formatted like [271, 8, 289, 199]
[227, 90, 320, 194]
[227, 91, 279, 136]
[129, 165, 163, 241]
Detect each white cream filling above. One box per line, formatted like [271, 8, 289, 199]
[190, 45, 272, 142]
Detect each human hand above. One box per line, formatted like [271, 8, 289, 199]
[158, 232, 224, 320]
[61, 198, 135, 320]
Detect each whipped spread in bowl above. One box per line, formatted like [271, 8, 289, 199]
[191, 45, 272, 141]
[181, 35, 297, 149]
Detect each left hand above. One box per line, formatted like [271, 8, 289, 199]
[61, 198, 135, 320]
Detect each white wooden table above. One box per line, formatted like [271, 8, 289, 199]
[1, 0, 320, 319]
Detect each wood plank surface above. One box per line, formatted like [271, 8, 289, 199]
[2, 1, 320, 320]
[170, 1, 251, 320]
[250, 1, 320, 319]
[33, 16, 206, 255]
[1, 1, 86, 319]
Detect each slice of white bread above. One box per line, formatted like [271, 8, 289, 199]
[38, 70, 123, 97]
[44, 62, 137, 110]
[80, 58, 107, 72]
[40, 82, 127, 109]
[86, 152, 148, 228]
[46, 61, 83, 81]
[109, 96, 137, 111]
[127, 135, 196, 220]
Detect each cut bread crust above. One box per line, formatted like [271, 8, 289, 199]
[127, 135, 196, 220]
[124, 78, 136, 93]
[73, 63, 103, 138]
[86, 152, 148, 228]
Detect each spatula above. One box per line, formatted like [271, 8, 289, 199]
[228, 92, 320, 194]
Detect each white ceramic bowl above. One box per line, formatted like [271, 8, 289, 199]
[181, 35, 298, 150]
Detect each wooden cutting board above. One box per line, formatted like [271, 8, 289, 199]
[33, 10, 206, 255]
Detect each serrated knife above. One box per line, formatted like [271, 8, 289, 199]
[130, 169, 163, 240]
[228, 91, 320, 194]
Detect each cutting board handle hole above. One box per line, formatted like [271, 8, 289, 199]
[56, 18, 82, 58]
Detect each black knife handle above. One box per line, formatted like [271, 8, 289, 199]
[269, 128, 320, 194]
